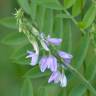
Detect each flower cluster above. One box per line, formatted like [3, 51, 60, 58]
[15, 9, 73, 87]
[27, 33, 73, 87]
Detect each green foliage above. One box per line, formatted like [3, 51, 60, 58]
[83, 3, 96, 29]
[0, 0, 96, 96]
[64, 0, 76, 9]
[20, 79, 33, 96]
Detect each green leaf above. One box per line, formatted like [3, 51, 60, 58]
[38, 87, 46, 96]
[83, 4, 96, 29]
[30, 1, 37, 21]
[73, 33, 90, 68]
[43, 84, 60, 96]
[33, 0, 63, 10]
[36, 6, 46, 31]
[1, 32, 28, 46]
[72, 0, 86, 17]
[23, 67, 50, 79]
[18, 0, 31, 14]
[69, 52, 96, 96]
[32, 0, 59, 4]
[85, 45, 96, 80]
[11, 44, 31, 65]
[64, 0, 76, 9]
[69, 83, 87, 96]
[43, 9, 54, 34]
[56, 13, 71, 18]
[20, 79, 33, 96]
[42, 2, 63, 10]
[0, 17, 17, 29]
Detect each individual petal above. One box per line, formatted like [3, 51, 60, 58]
[60, 73, 67, 87]
[26, 51, 38, 66]
[64, 59, 72, 65]
[47, 37, 62, 45]
[30, 53, 38, 66]
[48, 71, 60, 83]
[26, 51, 34, 58]
[47, 56, 57, 72]
[58, 51, 72, 59]
[50, 56, 57, 72]
[39, 56, 48, 72]
[58, 51, 73, 64]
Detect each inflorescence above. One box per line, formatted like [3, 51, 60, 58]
[15, 9, 73, 87]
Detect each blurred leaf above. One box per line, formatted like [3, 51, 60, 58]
[42, 2, 63, 10]
[72, 0, 85, 17]
[36, 6, 46, 31]
[30, 1, 37, 21]
[20, 79, 33, 96]
[18, 0, 31, 14]
[43, 84, 60, 96]
[23, 67, 50, 79]
[1, 32, 28, 46]
[32, 0, 59, 4]
[64, 0, 76, 9]
[70, 51, 96, 96]
[33, 0, 63, 10]
[85, 45, 96, 80]
[11, 44, 32, 65]
[56, 13, 71, 18]
[38, 87, 47, 96]
[73, 33, 90, 68]
[69, 83, 87, 96]
[43, 9, 54, 34]
[0, 17, 17, 29]
[83, 4, 96, 29]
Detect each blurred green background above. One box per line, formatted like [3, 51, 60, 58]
[0, 0, 96, 96]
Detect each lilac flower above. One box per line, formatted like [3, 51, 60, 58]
[26, 51, 38, 66]
[58, 51, 73, 64]
[46, 36, 62, 45]
[48, 71, 67, 87]
[39, 55, 57, 72]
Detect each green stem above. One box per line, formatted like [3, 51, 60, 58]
[67, 64, 96, 95]
[63, 8, 85, 35]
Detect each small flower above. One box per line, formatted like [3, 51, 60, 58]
[60, 73, 67, 87]
[46, 36, 62, 45]
[26, 51, 38, 66]
[39, 55, 57, 72]
[58, 51, 73, 64]
[48, 71, 67, 87]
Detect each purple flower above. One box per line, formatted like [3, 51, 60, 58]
[48, 71, 67, 87]
[39, 55, 57, 72]
[26, 51, 38, 66]
[46, 36, 62, 45]
[58, 51, 73, 64]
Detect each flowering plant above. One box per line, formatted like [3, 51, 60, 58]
[15, 9, 73, 87]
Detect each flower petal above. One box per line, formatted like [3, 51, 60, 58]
[48, 71, 60, 83]
[50, 56, 57, 72]
[60, 73, 67, 87]
[47, 56, 57, 72]
[26, 51, 34, 58]
[27, 51, 38, 66]
[39, 56, 48, 72]
[58, 51, 73, 64]
[47, 38, 62, 45]
[30, 53, 38, 66]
